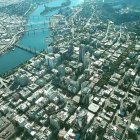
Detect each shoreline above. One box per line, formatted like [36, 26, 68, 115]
[0, 4, 37, 56]
[40, 0, 71, 16]
[0, 2, 52, 77]
[0, 0, 72, 76]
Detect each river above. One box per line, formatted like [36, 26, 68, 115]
[0, 0, 84, 75]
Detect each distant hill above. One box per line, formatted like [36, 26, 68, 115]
[98, 0, 140, 5]
[0, 0, 24, 7]
[100, 0, 140, 24]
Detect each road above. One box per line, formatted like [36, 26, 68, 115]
[84, 6, 96, 28]
[104, 21, 111, 40]
[0, 77, 9, 89]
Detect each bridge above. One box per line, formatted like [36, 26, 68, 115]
[15, 43, 40, 55]
[0, 15, 65, 55]
[0, 25, 56, 55]
[28, 15, 63, 19]
[25, 26, 51, 32]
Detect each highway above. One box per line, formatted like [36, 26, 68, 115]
[104, 21, 111, 40]
[0, 77, 9, 89]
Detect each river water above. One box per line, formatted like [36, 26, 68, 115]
[0, 0, 84, 75]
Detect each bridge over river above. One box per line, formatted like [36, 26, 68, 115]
[15, 43, 40, 55]
[0, 25, 53, 55]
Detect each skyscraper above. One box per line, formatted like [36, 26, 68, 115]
[79, 44, 85, 62]
[83, 52, 90, 68]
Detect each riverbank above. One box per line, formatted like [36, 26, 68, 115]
[40, 0, 71, 16]
[0, 3, 37, 56]
[34, 0, 57, 5]
[0, 0, 84, 75]
[0, 14, 25, 55]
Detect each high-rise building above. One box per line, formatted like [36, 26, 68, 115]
[55, 53, 61, 65]
[45, 55, 49, 66]
[83, 52, 90, 68]
[48, 57, 55, 69]
[58, 64, 65, 76]
[47, 46, 53, 54]
[79, 44, 85, 62]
